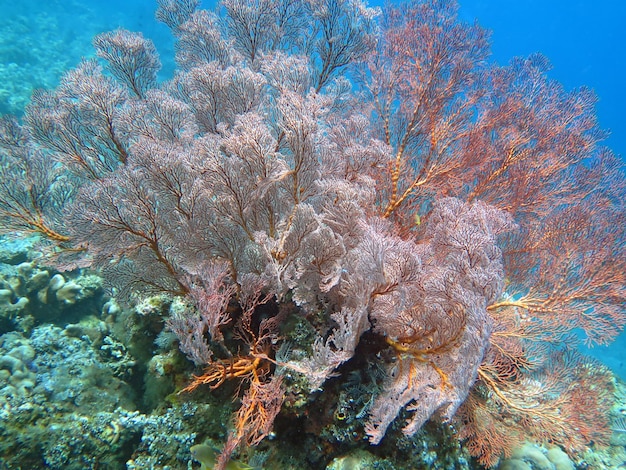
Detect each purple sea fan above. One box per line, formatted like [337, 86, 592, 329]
[365, 198, 515, 444]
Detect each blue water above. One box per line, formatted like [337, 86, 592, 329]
[456, 0, 626, 163]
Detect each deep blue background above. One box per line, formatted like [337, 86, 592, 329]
[455, 0, 626, 161]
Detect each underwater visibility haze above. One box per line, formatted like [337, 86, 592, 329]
[0, 0, 625, 469]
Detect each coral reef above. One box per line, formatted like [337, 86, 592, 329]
[0, 323, 134, 468]
[0, 0, 624, 469]
[498, 443, 574, 470]
[0, 237, 104, 331]
[0, 232, 624, 468]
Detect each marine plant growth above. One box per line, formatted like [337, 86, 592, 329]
[0, 0, 624, 468]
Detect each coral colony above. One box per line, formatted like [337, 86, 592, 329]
[0, 0, 625, 469]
